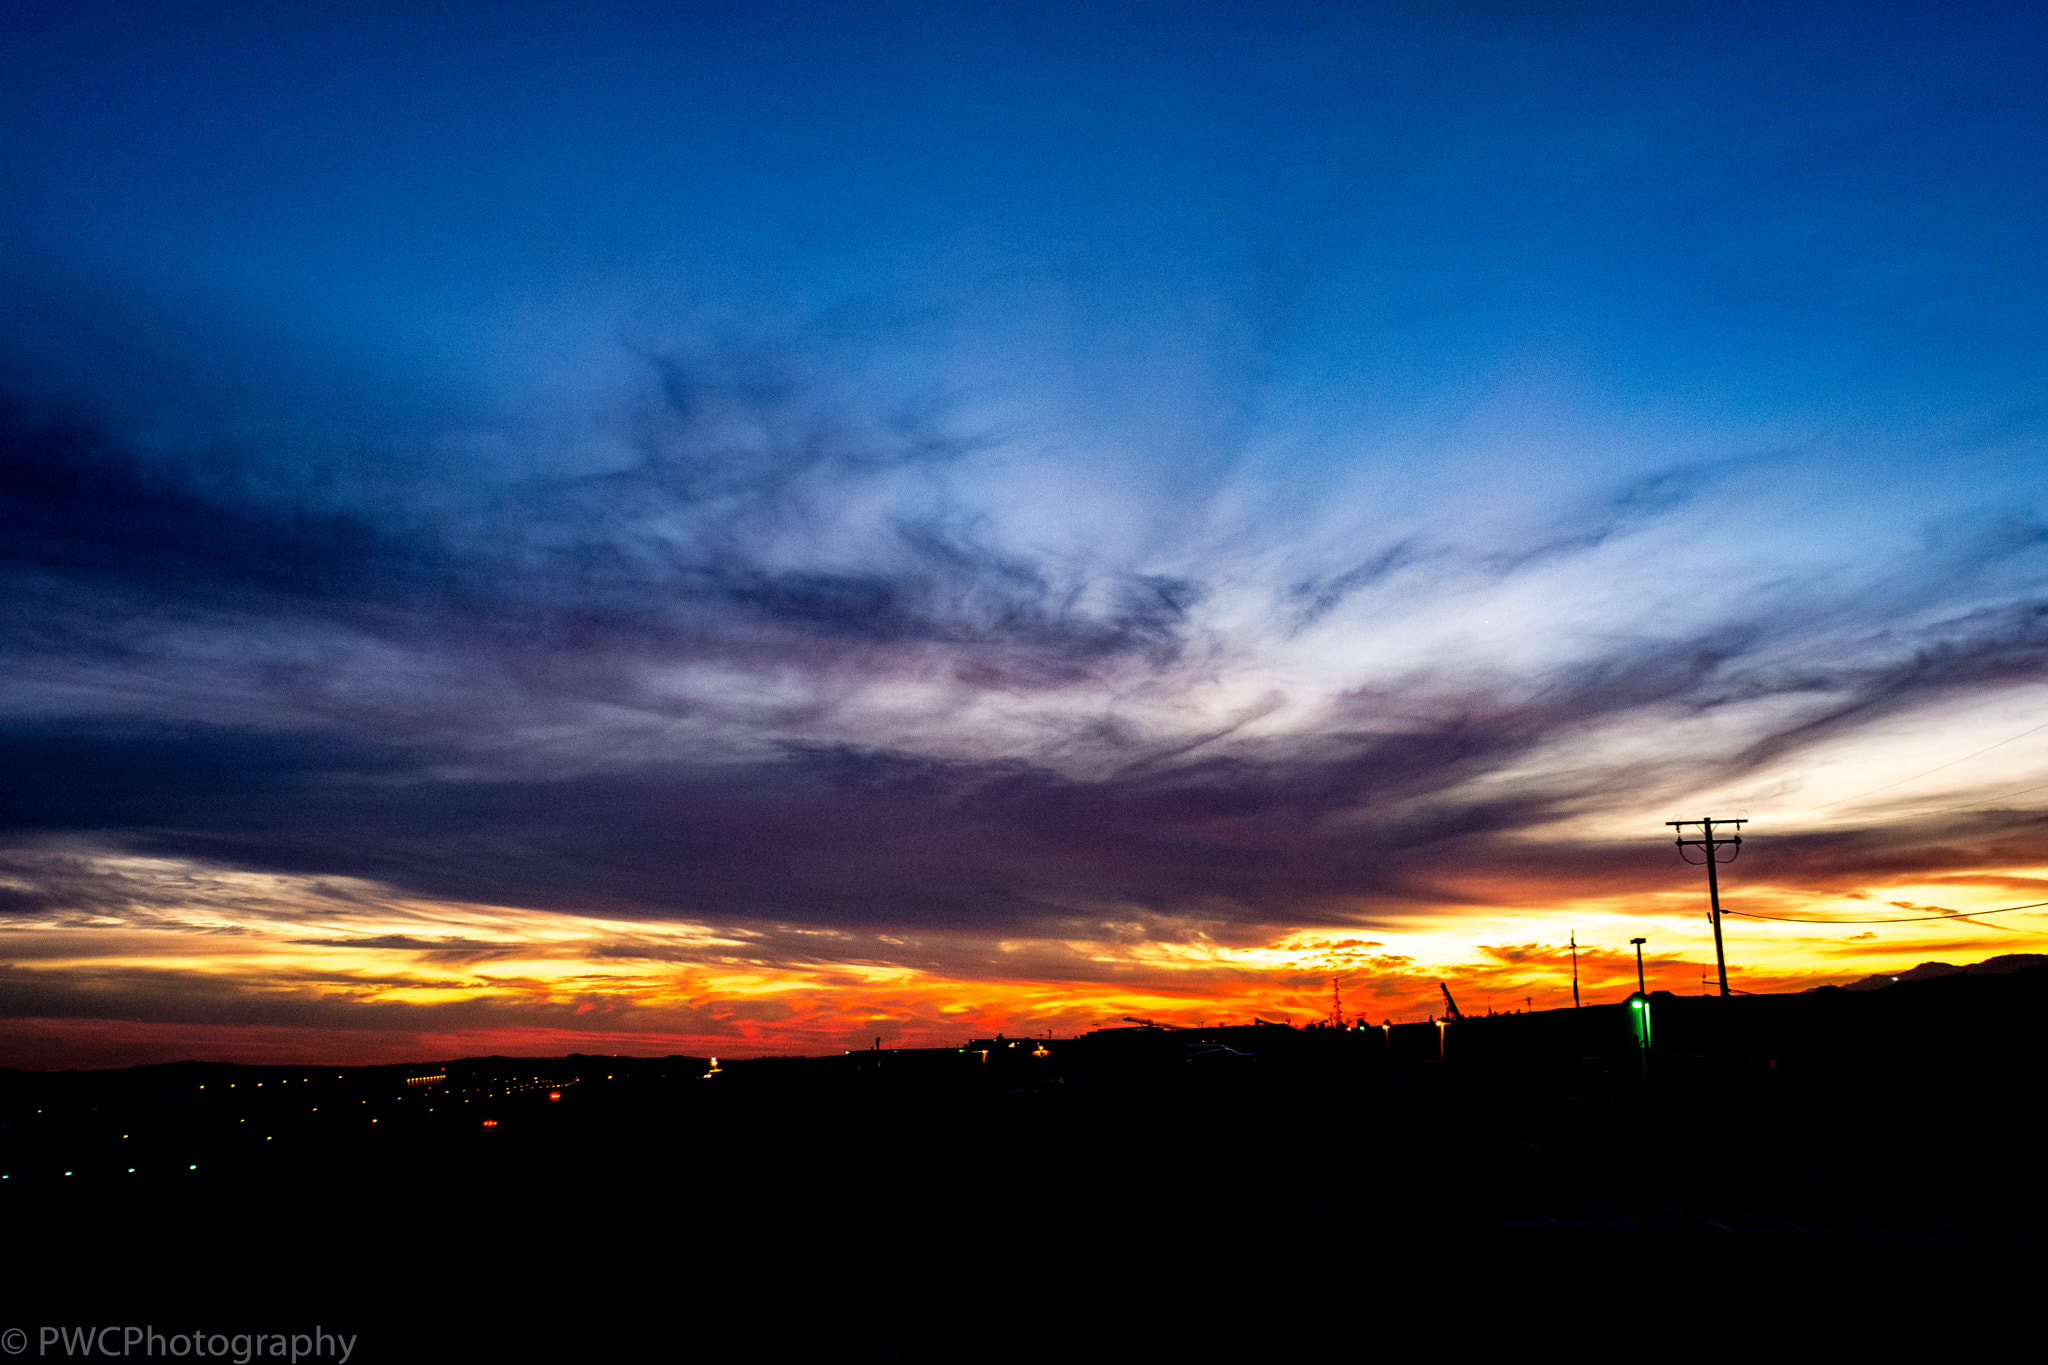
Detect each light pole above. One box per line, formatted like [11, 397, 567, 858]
[1627, 937, 1652, 1076]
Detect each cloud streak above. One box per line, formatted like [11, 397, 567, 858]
[3, 2, 2046, 1064]
[5, 349, 2048, 953]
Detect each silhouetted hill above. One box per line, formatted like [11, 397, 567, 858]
[8, 977, 2048, 1356]
[1840, 951, 2048, 990]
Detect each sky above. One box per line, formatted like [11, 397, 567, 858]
[3, 0, 2047, 1067]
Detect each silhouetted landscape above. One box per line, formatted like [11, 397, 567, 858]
[9, 964, 2045, 1357]
[9, 11, 2048, 1353]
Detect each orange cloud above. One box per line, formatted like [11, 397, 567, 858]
[5, 846, 2046, 1068]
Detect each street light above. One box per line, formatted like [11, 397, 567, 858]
[1626, 938, 1652, 1075]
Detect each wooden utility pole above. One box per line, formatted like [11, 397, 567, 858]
[1670, 817, 1745, 997]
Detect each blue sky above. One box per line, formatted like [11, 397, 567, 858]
[2, 1, 2046, 1061]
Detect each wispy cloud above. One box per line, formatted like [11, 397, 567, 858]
[6, 339, 2048, 955]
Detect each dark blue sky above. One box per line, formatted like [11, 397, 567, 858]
[9, 2, 2039, 417]
[3, 1, 2047, 1059]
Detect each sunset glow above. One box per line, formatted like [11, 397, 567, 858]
[4, 3, 2046, 1070]
[6, 838, 2044, 1068]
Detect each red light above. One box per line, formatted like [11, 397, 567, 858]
[482, 1119, 499, 1128]
[548, 1091, 561, 1101]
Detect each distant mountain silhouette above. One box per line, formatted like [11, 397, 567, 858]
[1841, 953, 2048, 991]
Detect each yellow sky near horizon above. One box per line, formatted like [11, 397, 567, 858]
[4, 843, 2043, 1069]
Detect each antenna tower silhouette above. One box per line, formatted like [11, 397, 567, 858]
[1670, 816, 1745, 997]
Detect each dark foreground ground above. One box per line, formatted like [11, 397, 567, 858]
[6, 971, 2047, 1360]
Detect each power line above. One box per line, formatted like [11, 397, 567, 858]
[1723, 898, 2048, 925]
[1916, 777, 2048, 817]
[1807, 719, 2048, 811]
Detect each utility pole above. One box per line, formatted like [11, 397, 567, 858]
[1670, 817, 1745, 998]
[1569, 931, 1581, 1008]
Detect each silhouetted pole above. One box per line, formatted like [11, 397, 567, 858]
[1630, 937, 1646, 995]
[1670, 817, 1745, 997]
[1570, 931, 1581, 1008]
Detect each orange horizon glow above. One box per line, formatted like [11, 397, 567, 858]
[4, 846, 2043, 1071]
